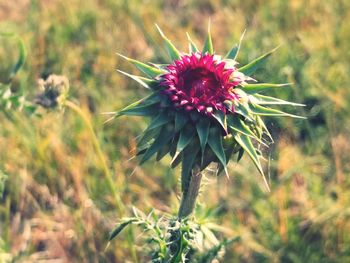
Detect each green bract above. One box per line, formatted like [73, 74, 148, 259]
[111, 25, 304, 191]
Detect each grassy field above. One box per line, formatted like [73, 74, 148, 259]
[1, 0, 350, 262]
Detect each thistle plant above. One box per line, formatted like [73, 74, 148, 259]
[34, 74, 124, 213]
[109, 23, 303, 262]
[35, 74, 69, 109]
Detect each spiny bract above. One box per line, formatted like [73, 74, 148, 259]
[111, 24, 304, 191]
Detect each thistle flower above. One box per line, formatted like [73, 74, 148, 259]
[112, 24, 304, 192]
[35, 74, 69, 109]
[161, 52, 241, 115]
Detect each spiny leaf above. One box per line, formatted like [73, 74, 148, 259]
[117, 53, 165, 78]
[212, 111, 227, 132]
[172, 125, 195, 163]
[109, 219, 137, 241]
[233, 133, 270, 191]
[237, 147, 244, 162]
[117, 102, 158, 117]
[169, 138, 177, 157]
[117, 70, 158, 89]
[176, 126, 195, 154]
[249, 103, 305, 118]
[175, 111, 189, 131]
[202, 20, 213, 54]
[136, 147, 147, 157]
[137, 126, 161, 148]
[149, 63, 168, 70]
[196, 118, 210, 155]
[256, 115, 273, 143]
[207, 126, 226, 168]
[228, 115, 264, 143]
[103, 96, 160, 122]
[217, 137, 239, 175]
[233, 101, 253, 121]
[155, 24, 181, 60]
[252, 94, 305, 106]
[143, 93, 163, 104]
[181, 140, 200, 192]
[186, 32, 199, 53]
[156, 143, 171, 161]
[171, 152, 182, 168]
[148, 112, 172, 130]
[241, 83, 291, 94]
[239, 46, 280, 76]
[225, 29, 246, 60]
[226, 46, 238, 62]
[198, 236, 240, 262]
[223, 136, 241, 154]
[140, 125, 174, 165]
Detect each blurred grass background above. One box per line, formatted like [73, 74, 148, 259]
[1, 0, 350, 262]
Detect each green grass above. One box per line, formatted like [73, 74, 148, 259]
[1, 0, 350, 262]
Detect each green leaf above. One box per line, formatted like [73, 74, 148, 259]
[252, 94, 305, 106]
[226, 46, 238, 61]
[115, 93, 160, 117]
[207, 126, 226, 168]
[0, 33, 27, 78]
[249, 103, 305, 118]
[136, 147, 147, 156]
[233, 133, 269, 191]
[118, 103, 158, 117]
[233, 101, 253, 121]
[148, 112, 172, 130]
[176, 126, 195, 154]
[225, 29, 246, 60]
[175, 111, 189, 131]
[198, 236, 240, 262]
[212, 111, 227, 132]
[172, 125, 195, 163]
[11, 36, 26, 77]
[237, 147, 244, 162]
[171, 152, 182, 168]
[217, 137, 239, 175]
[155, 24, 181, 60]
[181, 140, 200, 192]
[140, 125, 174, 165]
[240, 83, 291, 94]
[196, 118, 210, 155]
[137, 126, 161, 148]
[239, 46, 280, 76]
[228, 115, 263, 143]
[186, 32, 199, 53]
[109, 219, 137, 241]
[117, 70, 158, 89]
[117, 53, 165, 78]
[202, 20, 213, 54]
[156, 143, 171, 161]
[256, 115, 273, 143]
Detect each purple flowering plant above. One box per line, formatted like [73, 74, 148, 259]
[108, 24, 304, 261]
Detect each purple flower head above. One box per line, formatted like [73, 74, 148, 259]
[161, 53, 241, 115]
[112, 24, 303, 191]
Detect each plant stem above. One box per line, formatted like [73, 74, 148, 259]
[65, 100, 124, 214]
[178, 166, 202, 219]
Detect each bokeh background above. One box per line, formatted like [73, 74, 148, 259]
[1, 0, 350, 262]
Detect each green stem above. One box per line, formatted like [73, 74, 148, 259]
[65, 100, 124, 214]
[178, 167, 202, 219]
[65, 101, 138, 261]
